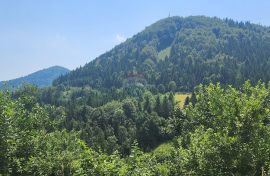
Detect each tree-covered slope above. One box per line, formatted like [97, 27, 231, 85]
[0, 66, 70, 89]
[54, 16, 270, 91]
[2, 81, 270, 175]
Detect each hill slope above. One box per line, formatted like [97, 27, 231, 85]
[0, 66, 70, 89]
[54, 16, 270, 91]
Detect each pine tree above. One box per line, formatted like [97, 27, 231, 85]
[155, 95, 162, 116]
[190, 92, 197, 106]
[184, 96, 190, 107]
[144, 95, 152, 113]
[162, 95, 170, 118]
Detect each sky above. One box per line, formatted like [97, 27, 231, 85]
[0, 0, 270, 81]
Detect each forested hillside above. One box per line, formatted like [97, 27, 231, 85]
[54, 16, 270, 91]
[0, 66, 70, 89]
[1, 82, 270, 175]
[1, 16, 270, 175]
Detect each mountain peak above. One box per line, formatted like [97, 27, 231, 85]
[53, 16, 270, 91]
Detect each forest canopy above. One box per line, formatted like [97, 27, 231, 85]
[54, 16, 270, 91]
[1, 81, 270, 175]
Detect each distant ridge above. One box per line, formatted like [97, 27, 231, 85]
[0, 66, 70, 89]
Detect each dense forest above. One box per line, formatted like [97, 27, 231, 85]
[1, 82, 270, 175]
[54, 16, 270, 91]
[1, 16, 270, 175]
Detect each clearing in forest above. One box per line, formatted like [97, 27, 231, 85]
[175, 93, 191, 108]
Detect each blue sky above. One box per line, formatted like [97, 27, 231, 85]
[0, 0, 269, 81]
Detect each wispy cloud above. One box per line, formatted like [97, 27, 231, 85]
[115, 34, 126, 43]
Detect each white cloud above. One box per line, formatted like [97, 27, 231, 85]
[115, 34, 126, 43]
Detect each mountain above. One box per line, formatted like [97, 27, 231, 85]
[54, 16, 270, 91]
[0, 66, 70, 89]
[3, 16, 270, 175]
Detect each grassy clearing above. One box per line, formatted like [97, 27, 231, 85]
[158, 47, 171, 61]
[175, 93, 191, 108]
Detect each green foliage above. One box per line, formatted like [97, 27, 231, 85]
[168, 81, 177, 92]
[0, 91, 63, 175]
[1, 81, 270, 175]
[178, 81, 270, 175]
[54, 16, 270, 91]
[3, 14, 270, 176]
[158, 46, 171, 61]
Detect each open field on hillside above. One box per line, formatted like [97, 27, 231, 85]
[175, 93, 191, 108]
